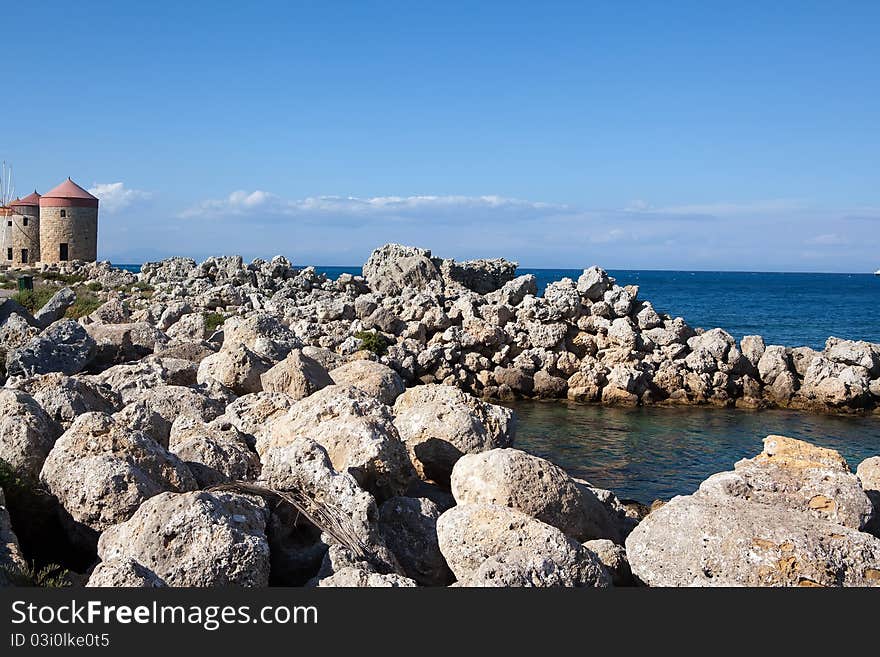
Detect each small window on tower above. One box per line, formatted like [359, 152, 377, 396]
[23, 217, 28, 226]
[6, 221, 10, 227]
[6, 248, 11, 260]
[60, 209, 67, 218]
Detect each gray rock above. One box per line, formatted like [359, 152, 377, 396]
[222, 314, 302, 363]
[439, 257, 518, 294]
[33, 287, 76, 329]
[576, 266, 612, 301]
[260, 349, 334, 400]
[437, 503, 610, 587]
[39, 413, 197, 542]
[266, 385, 415, 500]
[378, 496, 452, 586]
[86, 558, 167, 588]
[113, 385, 225, 447]
[97, 490, 270, 587]
[393, 384, 516, 484]
[451, 448, 628, 543]
[84, 322, 168, 368]
[362, 244, 443, 296]
[6, 319, 97, 377]
[740, 335, 766, 368]
[626, 436, 880, 586]
[196, 342, 272, 395]
[168, 416, 260, 487]
[461, 545, 610, 587]
[9, 373, 118, 429]
[583, 539, 633, 586]
[330, 359, 406, 405]
[0, 312, 39, 350]
[315, 567, 418, 587]
[0, 388, 61, 480]
[258, 436, 400, 573]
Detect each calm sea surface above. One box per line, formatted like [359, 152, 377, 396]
[508, 401, 880, 503]
[119, 262, 880, 499]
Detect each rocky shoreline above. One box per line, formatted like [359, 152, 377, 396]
[0, 243, 878, 587]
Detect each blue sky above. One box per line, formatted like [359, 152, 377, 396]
[4, 1, 879, 270]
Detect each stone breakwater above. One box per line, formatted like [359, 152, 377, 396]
[0, 244, 877, 587]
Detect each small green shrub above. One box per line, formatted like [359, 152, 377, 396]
[41, 272, 84, 285]
[0, 562, 72, 588]
[12, 287, 55, 313]
[85, 281, 103, 292]
[204, 312, 226, 333]
[354, 330, 389, 356]
[65, 291, 102, 319]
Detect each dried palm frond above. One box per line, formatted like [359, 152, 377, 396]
[210, 481, 382, 571]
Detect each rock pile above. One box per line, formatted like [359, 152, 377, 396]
[0, 243, 877, 588]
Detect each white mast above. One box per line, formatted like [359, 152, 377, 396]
[0, 161, 14, 206]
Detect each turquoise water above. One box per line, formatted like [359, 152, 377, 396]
[509, 401, 880, 503]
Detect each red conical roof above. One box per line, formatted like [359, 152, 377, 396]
[10, 190, 40, 207]
[40, 178, 98, 208]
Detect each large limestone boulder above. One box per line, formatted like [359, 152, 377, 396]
[729, 435, 873, 529]
[39, 413, 197, 544]
[378, 496, 452, 586]
[798, 355, 872, 409]
[86, 299, 131, 325]
[5, 319, 96, 377]
[221, 314, 302, 362]
[625, 436, 880, 586]
[266, 385, 415, 500]
[220, 392, 294, 449]
[436, 503, 610, 587]
[84, 322, 167, 368]
[450, 448, 629, 543]
[168, 416, 260, 487]
[0, 389, 61, 480]
[0, 312, 39, 350]
[329, 360, 405, 406]
[393, 384, 516, 484]
[113, 385, 225, 447]
[8, 373, 118, 429]
[196, 342, 272, 395]
[87, 558, 166, 588]
[362, 244, 443, 295]
[437, 257, 517, 294]
[824, 338, 880, 376]
[260, 349, 334, 400]
[97, 491, 270, 587]
[576, 266, 612, 301]
[89, 357, 199, 403]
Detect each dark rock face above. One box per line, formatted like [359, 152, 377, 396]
[6, 320, 97, 377]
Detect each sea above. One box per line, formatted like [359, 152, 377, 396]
[119, 262, 880, 501]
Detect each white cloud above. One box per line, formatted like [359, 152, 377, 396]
[89, 182, 151, 213]
[806, 233, 848, 246]
[179, 192, 565, 220]
[623, 198, 808, 217]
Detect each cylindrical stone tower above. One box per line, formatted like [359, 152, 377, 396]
[0, 206, 13, 265]
[39, 178, 99, 263]
[5, 191, 42, 265]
